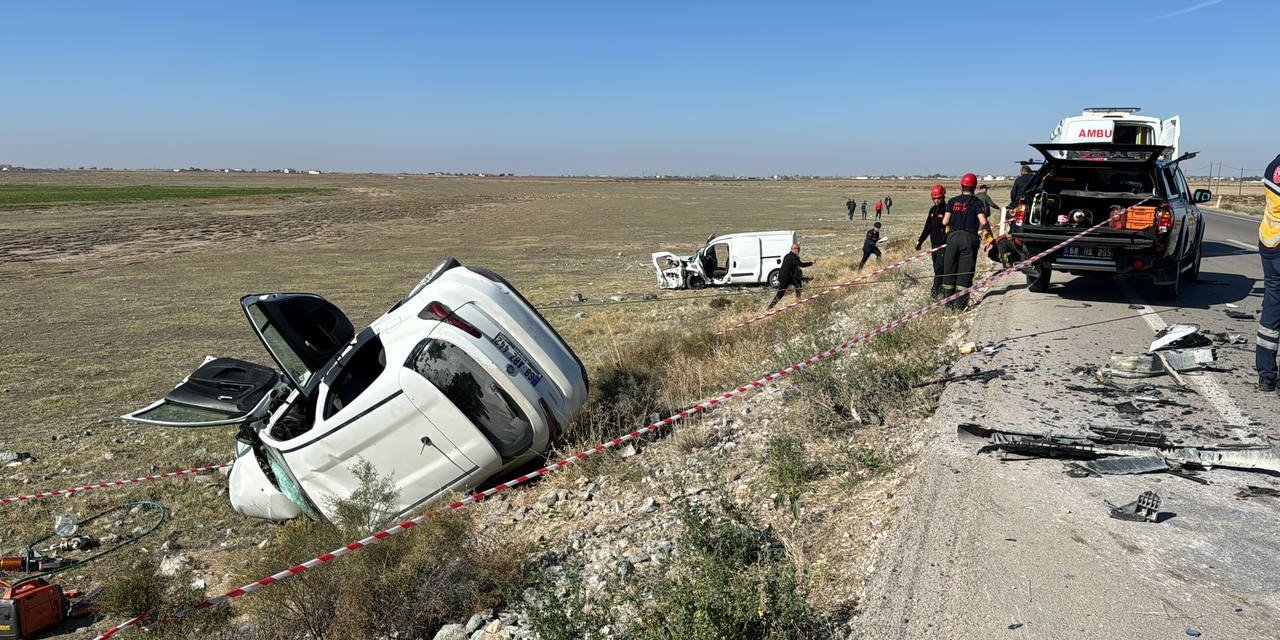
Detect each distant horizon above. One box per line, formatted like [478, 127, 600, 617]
[2, 0, 1266, 177]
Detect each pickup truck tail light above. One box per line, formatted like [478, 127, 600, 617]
[1156, 205, 1173, 235]
[419, 301, 482, 338]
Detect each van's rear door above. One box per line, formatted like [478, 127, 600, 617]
[729, 237, 762, 283]
[1159, 116, 1181, 158]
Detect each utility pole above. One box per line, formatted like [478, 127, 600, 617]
[1239, 167, 1245, 196]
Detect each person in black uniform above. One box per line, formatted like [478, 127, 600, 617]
[884, 195, 893, 216]
[916, 183, 948, 297]
[846, 198, 856, 221]
[858, 221, 883, 269]
[1009, 164, 1034, 209]
[940, 173, 992, 310]
[768, 242, 814, 309]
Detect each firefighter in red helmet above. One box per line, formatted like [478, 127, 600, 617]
[916, 183, 948, 297]
[939, 173, 993, 309]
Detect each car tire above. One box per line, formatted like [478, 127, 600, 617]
[1182, 232, 1203, 282]
[1028, 266, 1052, 293]
[767, 269, 781, 289]
[686, 274, 707, 290]
[1155, 277, 1180, 300]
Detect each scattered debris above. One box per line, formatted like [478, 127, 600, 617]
[1008, 622, 1025, 630]
[959, 342, 977, 355]
[1082, 456, 1169, 476]
[1113, 401, 1145, 415]
[981, 343, 1003, 356]
[569, 292, 586, 303]
[1105, 490, 1162, 523]
[1127, 303, 1145, 310]
[1106, 348, 1216, 378]
[1149, 324, 1211, 351]
[1225, 309, 1255, 320]
[708, 297, 733, 310]
[1089, 426, 1167, 447]
[959, 423, 1280, 478]
[0, 451, 33, 464]
[1186, 628, 1202, 637]
[1235, 485, 1280, 500]
[1209, 330, 1250, 345]
[911, 368, 1006, 388]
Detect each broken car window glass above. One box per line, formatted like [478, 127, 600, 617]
[323, 336, 387, 419]
[409, 338, 533, 460]
[133, 402, 236, 423]
[248, 305, 314, 387]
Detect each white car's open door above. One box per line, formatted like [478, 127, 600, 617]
[241, 293, 355, 393]
[121, 356, 281, 427]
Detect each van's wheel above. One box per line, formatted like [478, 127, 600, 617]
[767, 269, 781, 289]
[1028, 266, 1052, 293]
[686, 274, 707, 290]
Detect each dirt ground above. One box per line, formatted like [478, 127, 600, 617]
[0, 172, 971, 635]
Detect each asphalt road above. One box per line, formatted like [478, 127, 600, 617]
[855, 208, 1279, 639]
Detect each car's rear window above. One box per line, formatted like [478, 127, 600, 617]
[408, 338, 533, 459]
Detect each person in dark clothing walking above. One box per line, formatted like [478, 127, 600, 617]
[858, 221, 883, 270]
[884, 195, 893, 216]
[846, 198, 856, 221]
[1257, 152, 1280, 392]
[940, 173, 992, 310]
[861, 201, 868, 220]
[768, 242, 814, 309]
[1009, 164, 1034, 209]
[976, 184, 999, 218]
[916, 184, 948, 297]
[874, 199, 883, 221]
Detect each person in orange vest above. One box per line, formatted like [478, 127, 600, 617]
[1258, 152, 1280, 392]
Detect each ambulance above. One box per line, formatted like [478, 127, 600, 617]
[1049, 108, 1181, 159]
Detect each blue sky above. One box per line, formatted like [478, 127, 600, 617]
[1, 0, 1271, 175]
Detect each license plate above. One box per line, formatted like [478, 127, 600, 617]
[490, 332, 543, 387]
[1063, 246, 1113, 259]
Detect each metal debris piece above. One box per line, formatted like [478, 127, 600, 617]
[1235, 485, 1280, 499]
[912, 368, 1007, 388]
[1114, 401, 1145, 415]
[1089, 426, 1167, 447]
[1106, 491, 1161, 522]
[1128, 303, 1145, 310]
[1083, 456, 1170, 476]
[1149, 324, 1210, 352]
[1171, 448, 1280, 474]
[1225, 309, 1255, 320]
[1106, 348, 1216, 378]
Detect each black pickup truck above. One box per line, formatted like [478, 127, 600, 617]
[1008, 143, 1211, 300]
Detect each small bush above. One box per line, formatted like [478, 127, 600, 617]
[235, 463, 524, 640]
[765, 432, 808, 519]
[635, 496, 822, 640]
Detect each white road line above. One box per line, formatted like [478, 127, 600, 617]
[1224, 238, 1257, 251]
[1120, 286, 1253, 436]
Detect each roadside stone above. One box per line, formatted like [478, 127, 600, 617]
[464, 611, 490, 633]
[158, 554, 190, 577]
[432, 624, 467, 640]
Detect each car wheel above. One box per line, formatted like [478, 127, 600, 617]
[686, 274, 707, 290]
[1028, 266, 1052, 293]
[767, 269, 781, 289]
[1182, 233, 1203, 282]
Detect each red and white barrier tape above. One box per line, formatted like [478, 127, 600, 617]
[1, 462, 232, 506]
[716, 244, 945, 334]
[95, 211, 1130, 639]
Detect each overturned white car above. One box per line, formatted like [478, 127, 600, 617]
[123, 258, 588, 522]
[652, 230, 796, 290]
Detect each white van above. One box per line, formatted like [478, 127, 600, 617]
[652, 230, 796, 290]
[1050, 107, 1181, 158]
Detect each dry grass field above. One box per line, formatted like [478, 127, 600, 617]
[0, 171, 973, 638]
